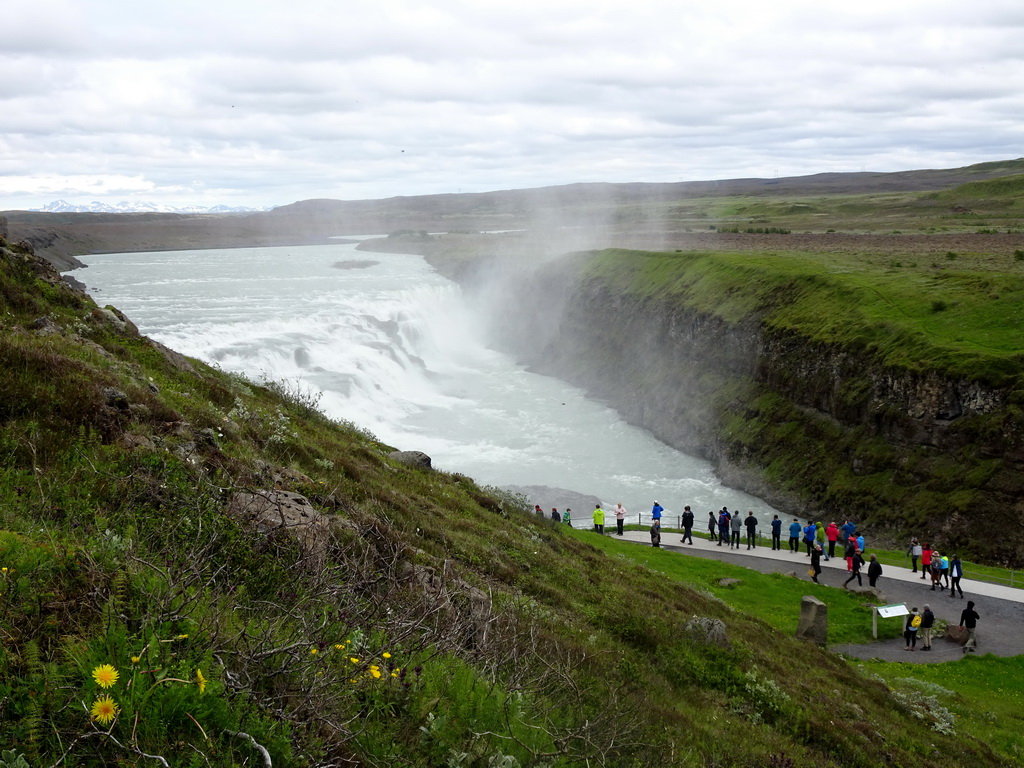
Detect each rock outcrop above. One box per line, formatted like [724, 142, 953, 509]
[389, 450, 433, 470]
[226, 490, 330, 567]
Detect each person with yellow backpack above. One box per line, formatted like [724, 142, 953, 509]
[904, 607, 922, 651]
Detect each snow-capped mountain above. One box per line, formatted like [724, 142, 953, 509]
[36, 200, 270, 214]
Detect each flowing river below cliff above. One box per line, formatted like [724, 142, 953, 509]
[81, 239, 779, 526]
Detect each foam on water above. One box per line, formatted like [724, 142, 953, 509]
[81, 241, 779, 520]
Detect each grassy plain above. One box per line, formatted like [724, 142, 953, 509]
[609, 170, 1024, 235]
[860, 656, 1024, 762]
[582, 247, 1024, 383]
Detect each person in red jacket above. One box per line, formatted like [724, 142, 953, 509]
[825, 522, 839, 558]
[920, 543, 933, 581]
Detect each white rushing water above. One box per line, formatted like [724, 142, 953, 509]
[81, 240, 779, 525]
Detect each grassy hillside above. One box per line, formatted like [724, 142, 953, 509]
[1, 230, 1018, 763]
[582, 248, 1024, 385]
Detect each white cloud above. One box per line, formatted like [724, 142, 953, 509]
[2, 0, 1023, 209]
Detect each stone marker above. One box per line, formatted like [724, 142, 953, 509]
[796, 595, 828, 646]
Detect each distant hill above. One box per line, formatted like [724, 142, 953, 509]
[5, 157, 1024, 271]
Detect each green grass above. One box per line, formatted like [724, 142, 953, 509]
[599, 530, 1024, 762]
[582, 248, 1024, 383]
[861, 656, 1024, 762]
[577, 530, 901, 644]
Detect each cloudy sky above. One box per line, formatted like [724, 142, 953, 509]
[2, 0, 1022, 210]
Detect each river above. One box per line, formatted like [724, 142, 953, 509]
[81, 239, 779, 526]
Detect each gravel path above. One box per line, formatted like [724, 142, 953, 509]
[611, 530, 1023, 663]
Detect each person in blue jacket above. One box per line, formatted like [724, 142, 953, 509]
[788, 519, 802, 553]
[803, 522, 817, 556]
[770, 514, 782, 550]
[651, 501, 663, 528]
[841, 520, 856, 542]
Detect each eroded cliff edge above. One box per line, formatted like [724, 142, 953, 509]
[451, 247, 1024, 565]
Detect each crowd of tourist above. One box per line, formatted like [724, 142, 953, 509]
[554, 501, 986, 653]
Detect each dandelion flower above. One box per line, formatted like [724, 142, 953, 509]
[391, 671, 398, 678]
[310, 648, 319, 655]
[92, 664, 119, 689]
[90, 695, 119, 726]
[334, 644, 344, 650]
[370, 665, 381, 679]
[195, 669, 207, 694]
[176, 634, 189, 640]
[130, 656, 141, 664]
[382, 652, 392, 659]
[349, 657, 360, 664]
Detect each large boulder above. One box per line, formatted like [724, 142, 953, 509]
[226, 490, 329, 567]
[684, 616, 731, 650]
[389, 450, 432, 470]
[945, 624, 969, 645]
[795, 595, 828, 646]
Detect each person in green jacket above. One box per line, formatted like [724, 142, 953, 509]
[815, 521, 829, 560]
[592, 504, 605, 534]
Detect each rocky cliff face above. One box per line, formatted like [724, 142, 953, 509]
[468, 253, 1024, 565]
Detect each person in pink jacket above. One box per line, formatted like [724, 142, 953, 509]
[825, 522, 840, 558]
[614, 503, 627, 536]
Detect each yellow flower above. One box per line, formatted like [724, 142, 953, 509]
[391, 672, 398, 678]
[130, 656, 141, 664]
[382, 652, 392, 659]
[1, 567, 7, 573]
[310, 648, 319, 655]
[176, 634, 189, 640]
[349, 657, 360, 664]
[90, 695, 119, 726]
[92, 664, 119, 689]
[334, 644, 344, 650]
[369, 665, 381, 679]
[195, 669, 207, 694]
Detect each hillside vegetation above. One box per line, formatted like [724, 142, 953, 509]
[0, 225, 1016, 762]
[582, 248, 1024, 384]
